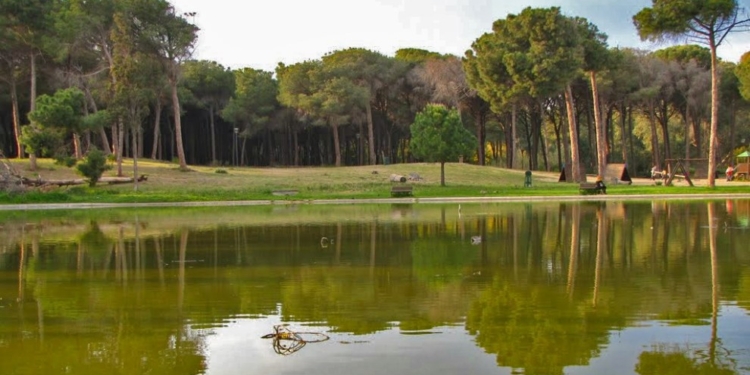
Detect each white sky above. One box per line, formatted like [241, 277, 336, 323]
[171, 0, 750, 72]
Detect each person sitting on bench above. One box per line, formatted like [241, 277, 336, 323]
[595, 175, 607, 194]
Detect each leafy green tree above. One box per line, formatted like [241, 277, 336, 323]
[634, 0, 750, 187]
[736, 52, 750, 102]
[221, 68, 278, 166]
[110, 10, 158, 188]
[394, 48, 445, 64]
[76, 147, 111, 187]
[19, 123, 63, 170]
[139, 1, 198, 171]
[181, 60, 234, 165]
[414, 55, 491, 165]
[25, 87, 86, 169]
[322, 48, 399, 165]
[54, 0, 119, 157]
[277, 60, 368, 166]
[410, 104, 476, 186]
[0, 0, 56, 159]
[576, 18, 611, 178]
[465, 7, 584, 178]
[653, 45, 712, 69]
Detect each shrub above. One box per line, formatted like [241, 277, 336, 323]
[76, 148, 112, 187]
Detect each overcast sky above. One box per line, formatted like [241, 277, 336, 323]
[170, 0, 750, 72]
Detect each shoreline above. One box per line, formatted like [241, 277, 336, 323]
[3, 192, 750, 211]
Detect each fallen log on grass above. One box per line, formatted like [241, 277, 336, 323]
[389, 174, 407, 183]
[21, 175, 148, 187]
[104, 175, 148, 184]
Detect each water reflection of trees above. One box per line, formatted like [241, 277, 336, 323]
[636, 204, 739, 375]
[1, 222, 208, 375]
[1, 202, 749, 374]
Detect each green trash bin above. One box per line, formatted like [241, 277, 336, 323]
[383, 156, 391, 165]
[524, 170, 532, 187]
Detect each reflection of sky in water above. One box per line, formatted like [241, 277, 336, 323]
[573, 304, 750, 375]
[202, 305, 750, 375]
[203, 317, 504, 375]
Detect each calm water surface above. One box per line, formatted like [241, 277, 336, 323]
[1, 201, 749, 375]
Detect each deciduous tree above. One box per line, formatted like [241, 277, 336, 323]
[410, 104, 476, 186]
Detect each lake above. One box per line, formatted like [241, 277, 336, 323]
[1, 200, 749, 375]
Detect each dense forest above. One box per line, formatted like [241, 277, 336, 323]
[2, 0, 750, 184]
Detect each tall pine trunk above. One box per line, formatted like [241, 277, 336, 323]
[10, 78, 23, 159]
[365, 101, 376, 165]
[170, 77, 188, 170]
[591, 71, 607, 178]
[648, 102, 660, 169]
[133, 126, 139, 191]
[209, 105, 217, 165]
[332, 122, 341, 167]
[564, 85, 582, 182]
[151, 97, 162, 160]
[511, 104, 518, 169]
[29, 53, 36, 112]
[707, 43, 719, 187]
[116, 120, 125, 177]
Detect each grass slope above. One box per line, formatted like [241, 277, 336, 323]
[1, 158, 747, 204]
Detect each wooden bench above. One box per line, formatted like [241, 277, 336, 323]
[579, 182, 605, 195]
[390, 185, 413, 197]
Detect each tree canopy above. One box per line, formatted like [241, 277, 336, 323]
[410, 104, 476, 186]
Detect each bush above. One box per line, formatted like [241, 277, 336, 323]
[55, 155, 77, 168]
[76, 148, 112, 187]
[215, 169, 228, 174]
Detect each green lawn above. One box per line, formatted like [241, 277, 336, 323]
[1, 158, 747, 204]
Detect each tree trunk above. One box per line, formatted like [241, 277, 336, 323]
[564, 85, 582, 182]
[332, 122, 341, 167]
[476, 106, 485, 166]
[707, 44, 719, 187]
[209, 104, 217, 165]
[111, 122, 120, 168]
[170, 78, 188, 170]
[648, 102, 660, 169]
[84, 87, 111, 155]
[151, 97, 162, 160]
[591, 71, 607, 177]
[619, 102, 628, 164]
[241, 137, 247, 166]
[73, 133, 82, 159]
[293, 131, 299, 166]
[10, 78, 23, 159]
[511, 104, 518, 169]
[685, 109, 691, 166]
[553, 112, 563, 170]
[366, 101, 376, 165]
[116, 120, 125, 177]
[29, 53, 36, 112]
[440, 161, 445, 186]
[658, 101, 672, 164]
[132, 126, 139, 191]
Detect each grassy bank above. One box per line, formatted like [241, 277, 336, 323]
[2, 158, 748, 204]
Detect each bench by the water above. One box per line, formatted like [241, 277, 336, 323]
[579, 183, 605, 195]
[390, 185, 413, 197]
